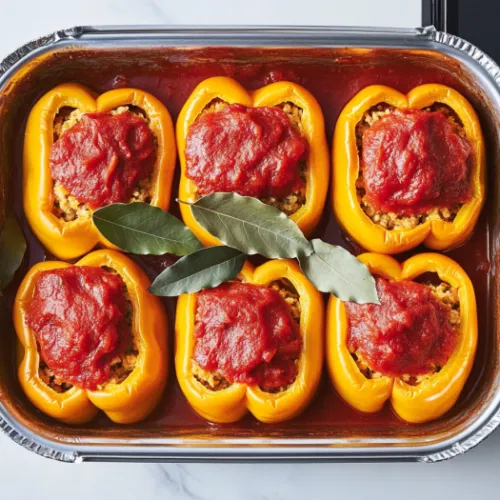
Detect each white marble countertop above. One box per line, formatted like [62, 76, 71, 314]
[2, 1, 500, 498]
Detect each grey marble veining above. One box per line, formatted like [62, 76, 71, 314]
[2, 430, 500, 499]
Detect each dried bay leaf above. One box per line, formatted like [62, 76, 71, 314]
[183, 193, 313, 259]
[149, 246, 246, 297]
[93, 202, 202, 256]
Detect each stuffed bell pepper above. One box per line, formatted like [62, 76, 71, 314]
[177, 76, 329, 246]
[333, 84, 485, 254]
[175, 259, 324, 423]
[327, 252, 477, 423]
[23, 83, 176, 260]
[13, 249, 168, 424]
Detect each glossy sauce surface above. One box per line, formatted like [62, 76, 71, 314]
[25, 266, 129, 389]
[185, 104, 306, 198]
[193, 282, 301, 391]
[345, 277, 457, 377]
[362, 109, 471, 214]
[3, 47, 493, 438]
[50, 111, 155, 209]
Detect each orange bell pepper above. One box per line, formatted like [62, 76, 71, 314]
[13, 249, 168, 425]
[175, 259, 324, 423]
[23, 83, 176, 261]
[177, 76, 329, 246]
[326, 252, 477, 423]
[333, 84, 485, 254]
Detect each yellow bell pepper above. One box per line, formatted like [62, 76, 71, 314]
[23, 83, 176, 261]
[175, 259, 324, 423]
[333, 84, 485, 254]
[13, 249, 168, 425]
[326, 252, 477, 423]
[177, 76, 329, 246]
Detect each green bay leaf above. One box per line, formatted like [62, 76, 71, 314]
[183, 192, 313, 259]
[93, 202, 202, 256]
[149, 246, 246, 297]
[299, 239, 379, 304]
[0, 214, 26, 290]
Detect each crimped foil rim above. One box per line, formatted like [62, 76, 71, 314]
[431, 29, 500, 87]
[0, 27, 86, 77]
[0, 414, 78, 462]
[0, 26, 500, 463]
[423, 409, 500, 463]
[1, 30, 60, 76]
[421, 28, 500, 462]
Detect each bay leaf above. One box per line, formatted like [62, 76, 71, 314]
[182, 193, 313, 259]
[0, 214, 26, 290]
[149, 246, 246, 297]
[93, 202, 202, 256]
[298, 239, 379, 304]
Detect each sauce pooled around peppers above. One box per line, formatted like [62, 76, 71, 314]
[50, 111, 156, 209]
[345, 277, 458, 378]
[362, 109, 471, 215]
[185, 104, 307, 198]
[193, 282, 302, 391]
[26, 266, 131, 390]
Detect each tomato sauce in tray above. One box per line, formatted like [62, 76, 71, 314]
[0, 46, 493, 440]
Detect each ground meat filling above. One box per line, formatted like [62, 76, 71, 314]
[192, 279, 302, 393]
[192, 364, 231, 392]
[31, 267, 137, 392]
[346, 277, 460, 386]
[98, 268, 138, 389]
[38, 360, 73, 394]
[189, 99, 307, 216]
[39, 326, 139, 392]
[356, 103, 471, 230]
[51, 106, 156, 222]
[270, 278, 301, 325]
[102, 338, 138, 387]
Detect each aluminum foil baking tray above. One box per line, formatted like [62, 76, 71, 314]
[0, 25, 499, 463]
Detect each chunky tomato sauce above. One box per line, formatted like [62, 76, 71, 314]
[345, 277, 457, 377]
[193, 282, 302, 391]
[26, 266, 130, 389]
[50, 111, 155, 209]
[185, 104, 307, 198]
[362, 109, 471, 215]
[10, 47, 491, 430]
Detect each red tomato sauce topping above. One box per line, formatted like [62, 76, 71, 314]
[26, 266, 130, 390]
[193, 282, 302, 391]
[361, 109, 471, 215]
[345, 277, 457, 377]
[50, 111, 156, 209]
[185, 104, 307, 198]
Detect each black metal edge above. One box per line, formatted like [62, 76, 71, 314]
[422, 0, 459, 34]
[446, 0, 459, 35]
[422, 0, 445, 31]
